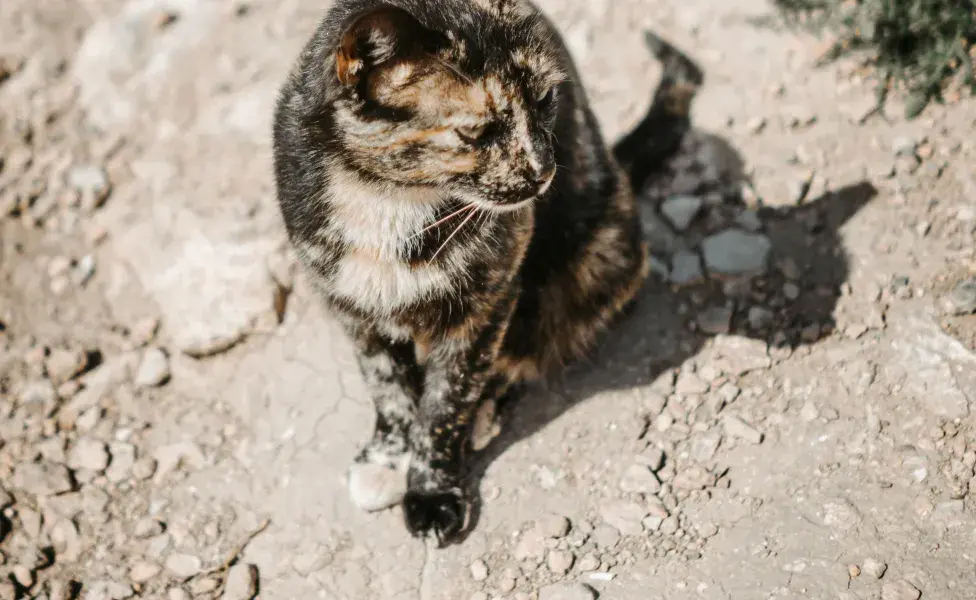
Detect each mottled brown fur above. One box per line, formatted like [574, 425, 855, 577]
[273, 0, 701, 544]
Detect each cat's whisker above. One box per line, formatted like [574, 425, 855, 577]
[430, 205, 479, 262]
[413, 203, 477, 239]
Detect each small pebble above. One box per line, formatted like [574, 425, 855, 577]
[848, 564, 861, 578]
[539, 583, 597, 600]
[892, 136, 917, 157]
[861, 558, 888, 579]
[722, 414, 764, 444]
[577, 554, 600, 572]
[537, 514, 571, 539]
[619, 464, 661, 494]
[135, 347, 170, 387]
[661, 195, 703, 231]
[670, 250, 704, 286]
[470, 559, 489, 582]
[223, 564, 259, 600]
[130, 561, 161, 583]
[746, 116, 767, 134]
[165, 553, 202, 578]
[68, 437, 110, 471]
[547, 550, 574, 574]
[702, 230, 772, 277]
[600, 501, 647, 536]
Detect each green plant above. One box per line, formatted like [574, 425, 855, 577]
[772, 0, 976, 118]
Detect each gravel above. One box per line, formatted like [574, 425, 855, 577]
[941, 277, 976, 315]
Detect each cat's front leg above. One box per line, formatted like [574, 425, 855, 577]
[402, 313, 515, 545]
[344, 326, 424, 512]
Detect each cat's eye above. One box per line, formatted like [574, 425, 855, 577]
[456, 124, 486, 144]
[536, 87, 556, 109]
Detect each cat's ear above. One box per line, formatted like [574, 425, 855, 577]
[335, 6, 435, 87]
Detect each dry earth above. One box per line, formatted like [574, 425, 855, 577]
[1, 0, 975, 599]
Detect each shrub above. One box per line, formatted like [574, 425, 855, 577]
[772, 0, 975, 118]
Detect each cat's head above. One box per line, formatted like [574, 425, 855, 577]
[329, 2, 566, 211]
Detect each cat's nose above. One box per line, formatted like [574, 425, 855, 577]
[528, 163, 556, 185]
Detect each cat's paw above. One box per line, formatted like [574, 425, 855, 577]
[347, 457, 409, 512]
[402, 487, 469, 546]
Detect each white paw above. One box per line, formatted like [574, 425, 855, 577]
[347, 460, 408, 512]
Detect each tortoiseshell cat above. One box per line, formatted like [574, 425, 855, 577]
[273, 0, 701, 544]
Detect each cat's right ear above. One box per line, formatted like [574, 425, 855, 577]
[335, 6, 429, 87]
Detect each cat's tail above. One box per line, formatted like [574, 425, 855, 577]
[612, 31, 704, 195]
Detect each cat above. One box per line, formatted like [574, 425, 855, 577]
[272, 0, 702, 545]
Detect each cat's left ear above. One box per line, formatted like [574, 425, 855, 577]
[335, 6, 439, 87]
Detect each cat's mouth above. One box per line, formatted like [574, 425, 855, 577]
[461, 171, 555, 214]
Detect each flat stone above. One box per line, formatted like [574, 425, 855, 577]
[223, 564, 259, 600]
[661, 195, 703, 231]
[636, 448, 665, 472]
[702, 230, 772, 277]
[539, 583, 597, 600]
[862, 558, 887, 579]
[600, 501, 647, 536]
[670, 250, 704, 286]
[536, 514, 571, 539]
[165, 553, 202, 578]
[722, 414, 764, 444]
[130, 561, 161, 584]
[12, 462, 73, 496]
[672, 465, 715, 490]
[710, 335, 772, 375]
[619, 464, 661, 494]
[590, 524, 620, 548]
[68, 437, 110, 471]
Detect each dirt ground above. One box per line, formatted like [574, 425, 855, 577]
[1, 0, 975, 599]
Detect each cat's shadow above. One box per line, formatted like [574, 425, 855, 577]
[458, 36, 877, 544]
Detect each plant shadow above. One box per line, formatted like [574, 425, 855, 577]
[456, 33, 877, 544]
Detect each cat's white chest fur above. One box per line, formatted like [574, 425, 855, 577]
[326, 168, 453, 314]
